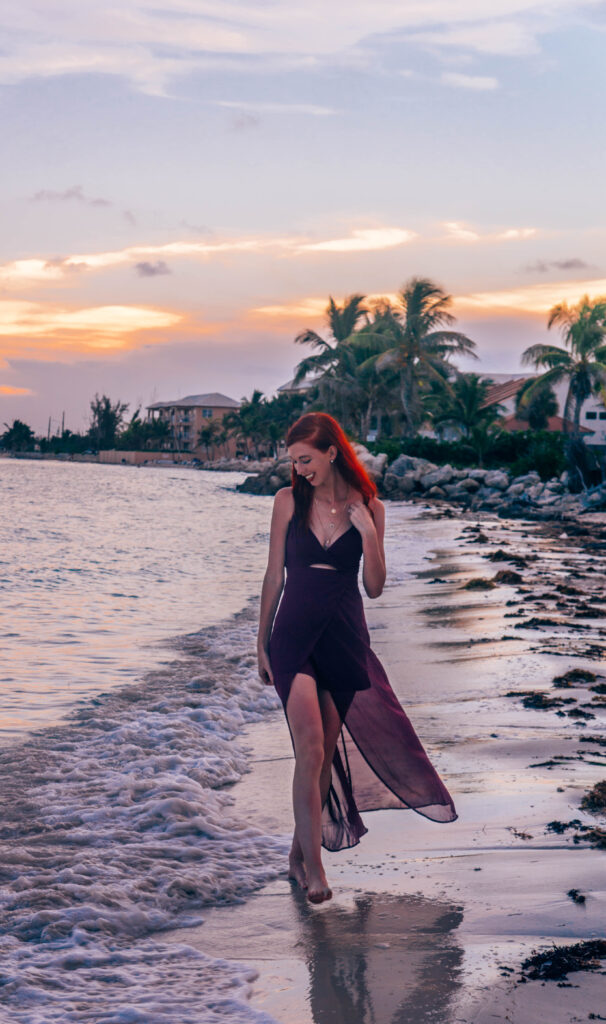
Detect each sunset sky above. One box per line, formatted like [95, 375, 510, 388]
[1, 0, 605, 434]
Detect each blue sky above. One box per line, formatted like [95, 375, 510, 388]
[1, 0, 605, 433]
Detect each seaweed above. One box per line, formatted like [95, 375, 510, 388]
[580, 780, 606, 813]
[519, 939, 606, 981]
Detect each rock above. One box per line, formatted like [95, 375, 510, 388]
[506, 482, 526, 498]
[457, 477, 480, 493]
[237, 456, 291, 494]
[443, 483, 464, 498]
[351, 444, 387, 482]
[478, 493, 504, 508]
[420, 464, 455, 489]
[527, 483, 545, 500]
[484, 469, 510, 490]
[467, 468, 488, 481]
[388, 454, 437, 477]
[426, 485, 447, 499]
[511, 471, 541, 487]
[544, 479, 564, 493]
[383, 472, 418, 497]
[585, 487, 606, 509]
[383, 472, 399, 494]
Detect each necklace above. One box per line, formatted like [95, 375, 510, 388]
[313, 488, 350, 547]
[314, 488, 350, 516]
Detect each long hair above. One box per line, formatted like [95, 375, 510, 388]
[285, 412, 377, 526]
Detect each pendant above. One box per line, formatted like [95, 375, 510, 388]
[330, 507, 336, 514]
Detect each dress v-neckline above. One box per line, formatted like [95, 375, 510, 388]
[308, 524, 354, 552]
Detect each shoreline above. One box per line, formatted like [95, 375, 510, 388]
[4, 451, 605, 527]
[163, 503, 606, 1023]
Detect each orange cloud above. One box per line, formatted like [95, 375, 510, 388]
[252, 292, 399, 322]
[456, 277, 606, 314]
[0, 300, 183, 363]
[297, 228, 416, 253]
[0, 227, 417, 288]
[0, 300, 180, 343]
[442, 221, 537, 243]
[252, 278, 606, 327]
[0, 384, 34, 395]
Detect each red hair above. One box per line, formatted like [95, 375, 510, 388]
[286, 412, 377, 526]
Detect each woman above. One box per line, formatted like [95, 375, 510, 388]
[257, 413, 457, 904]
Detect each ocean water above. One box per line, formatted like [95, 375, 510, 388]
[0, 459, 429, 1024]
[0, 460, 274, 741]
[0, 460, 286, 1023]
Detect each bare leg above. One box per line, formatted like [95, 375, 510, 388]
[286, 677, 343, 902]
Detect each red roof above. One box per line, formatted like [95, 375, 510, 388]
[480, 377, 531, 409]
[502, 414, 594, 435]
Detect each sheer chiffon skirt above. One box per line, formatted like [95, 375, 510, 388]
[269, 566, 457, 851]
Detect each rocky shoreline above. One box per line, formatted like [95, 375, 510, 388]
[232, 444, 606, 520]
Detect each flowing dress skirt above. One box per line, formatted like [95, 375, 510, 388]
[269, 565, 457, 851]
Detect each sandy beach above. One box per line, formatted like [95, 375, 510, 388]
[166, 504, 606, 1023]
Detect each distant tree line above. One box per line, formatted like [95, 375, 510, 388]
[2, 277, 605, 485]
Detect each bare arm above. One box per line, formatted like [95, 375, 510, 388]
[348, 497, 386, 599]
[257, 487, 293, 682]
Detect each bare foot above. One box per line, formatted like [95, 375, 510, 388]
[288, 854, 308, 890]
[306, 871, 332, 904]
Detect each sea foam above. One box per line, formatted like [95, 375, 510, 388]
[0, 600, 286, 1023]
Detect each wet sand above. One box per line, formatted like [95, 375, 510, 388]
[166, 505, 606, 1023]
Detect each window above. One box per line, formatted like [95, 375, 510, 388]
[202, 408, 213, 418]
[586, 411, 597, 420]
[599, 412, 606, 420]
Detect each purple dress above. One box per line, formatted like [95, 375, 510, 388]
[268, 511, 458, 851]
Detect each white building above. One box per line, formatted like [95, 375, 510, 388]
[479, 373, 604, 446]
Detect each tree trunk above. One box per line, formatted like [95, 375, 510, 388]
[399, 369, 415, 437]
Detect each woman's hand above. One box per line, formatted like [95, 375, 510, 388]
[347, 500, 376, 539]
[257, 647, 274, 686]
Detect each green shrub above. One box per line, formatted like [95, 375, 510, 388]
[367, 430, 567, 480]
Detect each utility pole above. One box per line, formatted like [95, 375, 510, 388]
[47, 417, 51, 441]
[61, 411, 65, 435]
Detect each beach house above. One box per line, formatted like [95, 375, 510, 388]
[146, 393, 240, 459]
[478, 373, 603, 445]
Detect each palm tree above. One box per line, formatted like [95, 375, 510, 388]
[88, 393, 129, 450]
[197, 419, 222, 459]
[430, 374, 503, 439]
[521, 295, 606, 440]
[371, 278, 478, 437]
[1, 419, 35, 452]
[515, 380, 558, 430]
[293, 295, 368, 425]
[327, 328, 400, 440]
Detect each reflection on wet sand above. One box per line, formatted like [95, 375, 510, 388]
[291, 891, 464, 1024]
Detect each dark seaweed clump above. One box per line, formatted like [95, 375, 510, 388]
[505, 690, 575, 710]
[580, 780, 606, 813]
[460, 577, 496, 590]
[553, 668, 598, 688]
[519, 940, 606, 981]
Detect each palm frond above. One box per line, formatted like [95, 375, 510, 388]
[294, 328, 330, 350]
[521, 343, 571, 369]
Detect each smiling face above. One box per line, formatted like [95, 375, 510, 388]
[288, 440, 336, 487]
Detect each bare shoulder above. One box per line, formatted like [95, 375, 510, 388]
[369, 496, 385, 517]
[272, 486, 295, 523]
